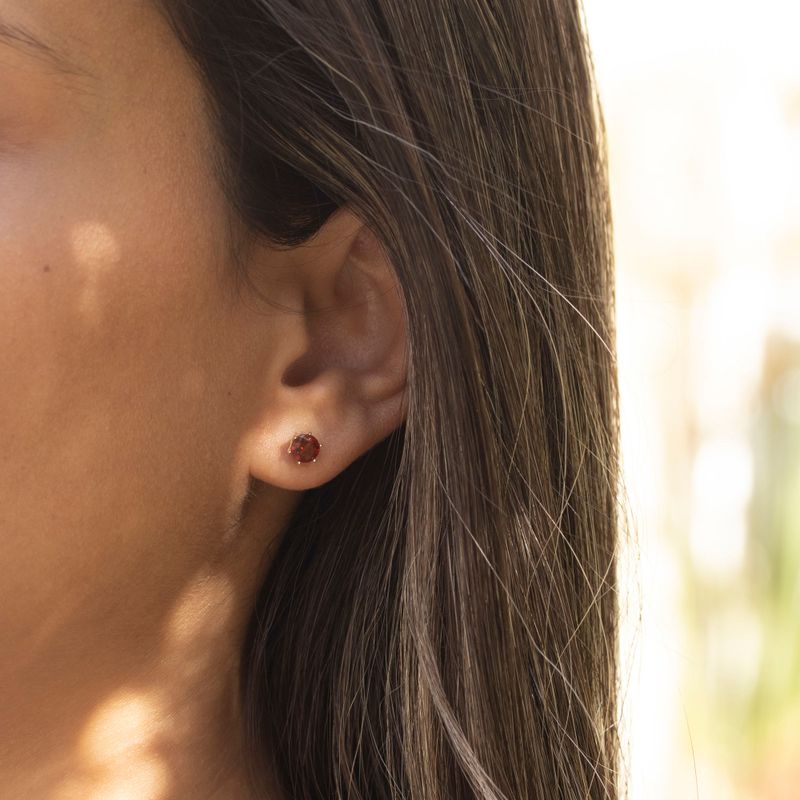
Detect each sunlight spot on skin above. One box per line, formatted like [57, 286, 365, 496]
[162, 574, 239, 690]
[70, 222, 121, 323]
[165, 573, 236, 650]
[51, 758, 169, 800]
[50, 690, 170, 800]
[79, 691, 160, 759]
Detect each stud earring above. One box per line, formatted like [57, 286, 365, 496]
[288, 432, 322, 464]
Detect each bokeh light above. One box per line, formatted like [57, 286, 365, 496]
[585, 2, 800, 797]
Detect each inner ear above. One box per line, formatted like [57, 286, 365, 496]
[282, 259, 381, 389]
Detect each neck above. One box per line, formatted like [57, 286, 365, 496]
[1, 567, 267, 800]
[0, 471, 301, 800]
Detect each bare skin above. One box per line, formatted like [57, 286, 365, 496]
[0, 1, 408, 798]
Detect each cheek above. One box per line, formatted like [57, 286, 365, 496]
[0, 124, 238, 612]
[0, 143, 224, 427]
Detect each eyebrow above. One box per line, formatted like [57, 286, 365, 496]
[0, 18, 95, 81]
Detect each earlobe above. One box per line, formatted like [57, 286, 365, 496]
[243, 207, 408, 492]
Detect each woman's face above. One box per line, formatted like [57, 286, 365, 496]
[0, 0, 408, 792]
[0, 0, 303, 676]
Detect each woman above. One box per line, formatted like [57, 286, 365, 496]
[0, 0, 621, 798]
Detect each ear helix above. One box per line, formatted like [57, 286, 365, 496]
[287, 432, 322, 464]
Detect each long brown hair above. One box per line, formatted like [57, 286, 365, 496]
[160, 1, 622, 797]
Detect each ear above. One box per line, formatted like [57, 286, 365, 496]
[243, 206, 409, 491]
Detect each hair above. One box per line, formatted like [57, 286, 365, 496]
[158, 1, 622, 797]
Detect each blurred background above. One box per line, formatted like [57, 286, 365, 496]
[584, 2, 800, 798]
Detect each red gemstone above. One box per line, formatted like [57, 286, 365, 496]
[288, 432, 321, 463]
